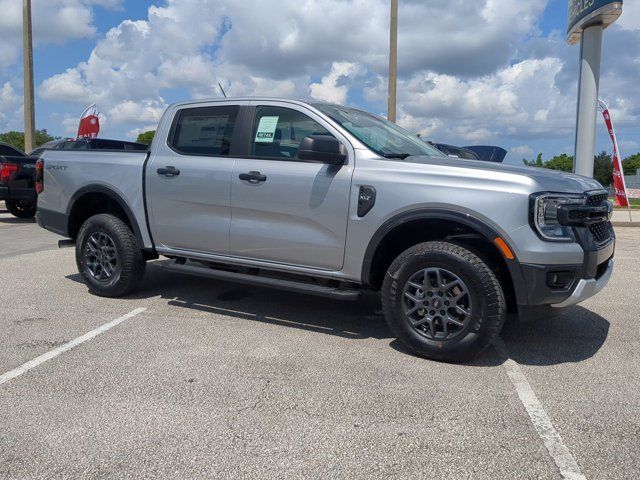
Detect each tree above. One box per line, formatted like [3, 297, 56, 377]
[0, 129, 57, 153]
[523, 153, 543, 167]
[622, 153, 640, 176]
[544, 154, 573, 172]
[136, 130, 155, 145]
[593, 151, 613, 187]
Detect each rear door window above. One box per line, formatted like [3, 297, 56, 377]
[170, 105, 239, 156]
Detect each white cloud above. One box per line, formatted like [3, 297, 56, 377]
[0, 82, 22, 132]
[511, 145, 534, 157]
[0, 0, 124, 71]
[309, 62, 365, 104]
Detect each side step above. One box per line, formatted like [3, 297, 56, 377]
[159, 261, 361, 301]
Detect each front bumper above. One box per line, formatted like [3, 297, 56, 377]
[515, 233, 614, 308]
[551, 259, 614, 308]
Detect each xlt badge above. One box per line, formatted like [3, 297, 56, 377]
[357, 186, 376, 217]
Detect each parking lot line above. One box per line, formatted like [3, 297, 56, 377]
[0, 307, 146, 387]
[495, 339, 586, 480]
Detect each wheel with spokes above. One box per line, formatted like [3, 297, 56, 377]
[382, 241, 505, 362]
[76, 214, 146, 297]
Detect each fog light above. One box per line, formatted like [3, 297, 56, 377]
[546, 271, 575, 290]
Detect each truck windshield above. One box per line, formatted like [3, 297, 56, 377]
[313, 104, 444, 159]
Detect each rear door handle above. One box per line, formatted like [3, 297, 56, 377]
[157, 166, 180, 177]
[239, 171, 267, 183]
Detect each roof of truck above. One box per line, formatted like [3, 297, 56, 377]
[169, 97, 328, 109]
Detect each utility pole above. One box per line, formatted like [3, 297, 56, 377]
[23, 0, 36, 153]
[387, 0, 398, 123]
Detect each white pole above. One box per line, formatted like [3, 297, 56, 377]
[23, 0, 36, 153]
[387, 0, 398, 123]
[574, 24, 603, 177]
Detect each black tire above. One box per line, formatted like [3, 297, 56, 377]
[381, 241, 505, 362]
[5, 199, 36, 218]
[75, 214, 146, 297]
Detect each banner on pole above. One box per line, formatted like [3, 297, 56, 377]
[598, 99, 630, 207]
[77, 104, 100, 139]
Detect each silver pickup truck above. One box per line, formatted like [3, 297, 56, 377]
[36, 98, 615, 361]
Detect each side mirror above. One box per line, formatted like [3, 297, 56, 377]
[298, 135, 347, 165]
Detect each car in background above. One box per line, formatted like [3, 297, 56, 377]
[0, 142, 39, 218]
[428, 142, 507, 163]
[29, 138, 148, 157]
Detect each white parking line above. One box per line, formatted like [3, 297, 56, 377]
[0, 307, 146, 387]
[495, 339, 587, 480]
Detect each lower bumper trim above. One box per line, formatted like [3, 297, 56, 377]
[552, 259, 614, 308]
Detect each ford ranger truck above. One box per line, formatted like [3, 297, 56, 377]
[36, 98, 615, 361]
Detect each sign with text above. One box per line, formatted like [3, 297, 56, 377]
[567, 0, 623, 44]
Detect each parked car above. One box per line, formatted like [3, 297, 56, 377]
[36, 98, 614, 361]
[429, 142, 480, 160]
[0, 142, 39, 218]
[29, 138, 148, 157]
[429, 143, 508, 163]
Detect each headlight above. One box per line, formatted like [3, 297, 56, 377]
[531, 194, 585, 241]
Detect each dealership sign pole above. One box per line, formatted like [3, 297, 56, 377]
[568, 0, 623, 178]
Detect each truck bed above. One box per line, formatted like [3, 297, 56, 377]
[37, 149, 153, 247]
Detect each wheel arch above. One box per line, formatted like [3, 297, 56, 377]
[361, 208, 527, 308]
[66, 185, 145, 249]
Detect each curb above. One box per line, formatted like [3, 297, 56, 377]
[612, 222, 640, 228]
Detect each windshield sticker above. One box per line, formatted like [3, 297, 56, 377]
[255, 116, 279, 143]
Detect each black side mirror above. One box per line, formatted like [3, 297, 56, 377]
[298, 135, 347, 165]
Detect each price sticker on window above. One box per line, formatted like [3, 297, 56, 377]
[255, 116, 279, 143]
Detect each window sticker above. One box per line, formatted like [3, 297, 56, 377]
[254, 116, 280, 143]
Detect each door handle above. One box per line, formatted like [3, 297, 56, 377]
[157, 166, 180, 177]
[239, 171, 267, 183]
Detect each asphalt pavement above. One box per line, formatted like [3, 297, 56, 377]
[0, 202, 638, 479]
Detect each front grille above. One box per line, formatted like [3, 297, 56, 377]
[589, 221, 612, 244]
[585, 191, 612, 245]
[587, 192, 608, 206]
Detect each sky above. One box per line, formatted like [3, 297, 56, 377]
[0, 0, 639, 164]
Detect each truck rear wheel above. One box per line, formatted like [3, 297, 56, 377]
[381, 241, 505, 362]
[75, 214, 146, 297]
[5, 199, 36, 219]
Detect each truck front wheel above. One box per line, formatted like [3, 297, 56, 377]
[76, 214, 146, 297]
[381, 241, 506, 362]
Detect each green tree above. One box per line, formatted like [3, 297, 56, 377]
[136, 130, 155, 145]
[523, 153, 543, 167]
[622, 153, 640, 176]
[593, 151, 613, 187]
[0, 129, 57, 153]
[544, 153, 574, 172]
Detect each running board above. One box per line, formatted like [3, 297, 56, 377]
[159, 261, 361, 301]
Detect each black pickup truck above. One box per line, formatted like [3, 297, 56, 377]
[0, 142, 39, 218]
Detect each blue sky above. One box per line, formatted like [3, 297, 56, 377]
[1, 0, 638, 165]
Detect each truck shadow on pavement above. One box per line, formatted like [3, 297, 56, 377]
[67, 264, 610, 367]
[0, 215, 36, 224]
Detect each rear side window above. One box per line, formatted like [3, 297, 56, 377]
[170, 105, 239, 156]
[251, 106, 333, 160]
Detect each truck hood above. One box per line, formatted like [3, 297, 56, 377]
[406, 155, 604, 193]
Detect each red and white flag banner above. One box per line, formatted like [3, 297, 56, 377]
[77, 104, 100, 139]
[598, 99, 629, 207]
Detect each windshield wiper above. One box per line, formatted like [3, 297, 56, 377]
[382, 153, 412, 159]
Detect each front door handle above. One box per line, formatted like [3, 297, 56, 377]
[157, 166, 180, 177]
[239, 171, 267, 183]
